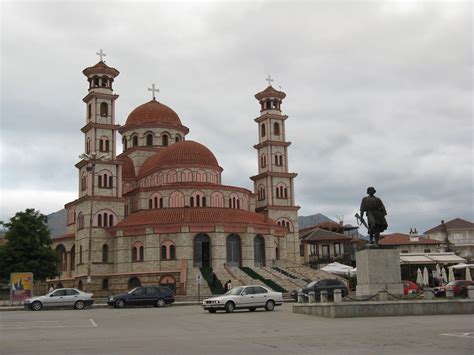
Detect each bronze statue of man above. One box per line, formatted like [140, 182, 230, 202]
[359, 187, 388, 245]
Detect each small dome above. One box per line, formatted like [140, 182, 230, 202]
[140, 140, 220, 176]
[82, 61, 120, 78]
[117, 155, 135, 179]
[255, 85, 286, 100]
[125, 99, 182, 127]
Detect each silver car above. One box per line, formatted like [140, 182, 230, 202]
[202, 285, 283, 313]
[24, 288, 94, 311]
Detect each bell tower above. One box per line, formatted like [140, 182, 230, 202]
[250, 76, 300, 263]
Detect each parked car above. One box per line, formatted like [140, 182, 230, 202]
[24, 288, 94, 311]
[108, 286, 175, 308]
[202, 285, 283, 313]
[403, 280, 421, 295]
[433, 280, 474, 297]
[290, 279, 348, 301]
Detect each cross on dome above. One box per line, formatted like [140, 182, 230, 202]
[148, 83, 160, 100]
[96, 49, 106, 62]
[265, 75, 274, 86]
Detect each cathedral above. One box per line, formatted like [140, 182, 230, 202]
[51, 54, 300, 296]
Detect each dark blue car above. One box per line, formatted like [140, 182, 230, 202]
[107, 286, 175, 308]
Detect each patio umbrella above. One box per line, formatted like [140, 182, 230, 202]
[435, 264, 441, 279]
[466, 267, 472, 281]
[448, 267, 455, 282]
[441, 268, 448, 284]
[423, 267, 430, 287]
[416, 268, 423, 285]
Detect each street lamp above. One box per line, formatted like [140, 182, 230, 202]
[78, 152, 110, 292]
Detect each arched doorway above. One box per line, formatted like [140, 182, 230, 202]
[159, 275, 176, 293]
[254, 235, 266, 267]
[226, 234, 241, 267]
[193, 233, 211, 268]
[128, 277, 141, 290]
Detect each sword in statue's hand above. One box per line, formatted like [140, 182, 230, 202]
[355, 213, 369, 230]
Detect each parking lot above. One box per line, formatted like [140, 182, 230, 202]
[1, 303, 473, 354]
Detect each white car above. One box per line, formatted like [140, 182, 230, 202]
[24, 288, 94, 311]
[202, 285, 283, 313]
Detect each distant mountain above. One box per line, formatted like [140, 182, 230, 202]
[298, 213, 333, 229]
[47, 209, 67, 238]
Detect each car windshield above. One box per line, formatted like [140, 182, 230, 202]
[225, 287, 244, 296]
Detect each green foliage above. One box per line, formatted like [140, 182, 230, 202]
[200, 267, 225, 294]
[240, 267, 287, 292]
[0, 209, 59, 282]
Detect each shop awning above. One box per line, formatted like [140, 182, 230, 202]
[400, 253, 467, 265]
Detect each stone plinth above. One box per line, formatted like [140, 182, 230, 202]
[356, 248, 403, 297]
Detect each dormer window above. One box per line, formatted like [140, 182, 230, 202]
[100, 102, 108, 117]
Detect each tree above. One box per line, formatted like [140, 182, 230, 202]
[0, 209, 58, 282]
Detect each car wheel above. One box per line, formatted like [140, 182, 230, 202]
[31, 301, 42, 311]
[225, 301, 235, 313]
[208, 309, 217, 313]
[249, 307, 256, 312]
[74, 300, 85, 310]
[155, 298, 166, 308]
[265, 300, 275, 311]
[115, 299, 125, 309]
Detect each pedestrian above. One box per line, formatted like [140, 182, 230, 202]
[226, 280, 232, 292]
[48, 284, 54, 293]
[211, 272, 217, 287]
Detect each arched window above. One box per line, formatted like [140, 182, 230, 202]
[102, 279, 109, 290]
[148, 193, 162, 209]
[146, 133, 153, 146]
[77, 213, 84, 230]
[93, 77, 99, 87]
[167, 170, 177, 183]
[56, 245, 67, 272]
[128, 277, 141, 289]
[258, 186, 266, 201]
[261, 123, 266, 137]
[181, 170, 192, 182]
[161, 240, 176, 260]
[123, 136, 128, 150]
[275, 154, 282, 166]
[211, 192, 224, 207]
[170, 245, 176, 259]
[94, 210, 117, 227]
[191, 191, 206, 207]
[229, 193, 239, 209]
[100, 102, 108, 117]
[79, 245, 83, 264]
[81, 173, 87, 191]
[161, 245, 167, 259]
[86, 137, 91, 154]
[132, 241, 144, 262]
[98, 170, 113, 188]
[260, 154, 266, 168]
[196, 170, 206, 182]
[266, 101, 271, 109]
[102, 244, 109, 262]
[99, 137, 110, 152]
[88, 104, 92, 119]
[273, 122, 280, 135]
[102, 77, 108, 87]
[169, 191, 185, 207]
[70, 244, 76, 270]
[175, 134, 181, 142]
[132, 135, 138, 147]
[162, 134, 169, 147]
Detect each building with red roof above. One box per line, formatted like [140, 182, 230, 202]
[50, 57, 300, 296]
[379, 229, 444, 254]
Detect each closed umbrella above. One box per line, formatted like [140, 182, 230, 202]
[448, 267, 455, 282]
[435, 264, 441, 279]
[441, 268, 448, 284]
[466, 267, 472, 281]
[423, 267, 430, 287]
[416, 268, 423, 285]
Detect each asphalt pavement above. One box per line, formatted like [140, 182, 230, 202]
[1, 303, 472, 354]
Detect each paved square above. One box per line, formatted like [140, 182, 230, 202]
[1, 304, 473, 354]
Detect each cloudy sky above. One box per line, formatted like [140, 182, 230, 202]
[1, 0, 472, 234]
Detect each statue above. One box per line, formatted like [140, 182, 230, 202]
[356, 187, 388, 246]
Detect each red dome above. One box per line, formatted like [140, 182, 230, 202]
[117, 155, 135, 179]
[125, 99, 182, 127]
[140, 141, 220, 176]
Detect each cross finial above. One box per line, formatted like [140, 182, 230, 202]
[96, 49, 106, 62]
[265, 75, 274, 86]
[148, 83, 160, 100]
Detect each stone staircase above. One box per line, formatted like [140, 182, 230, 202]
[213, 267, 245, 288]
[260, 267, 306, 290]
[274, 259, 345, 284]
[185, 267, 212, 298]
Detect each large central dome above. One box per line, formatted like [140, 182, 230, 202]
[125, 99, 182, 127]
[140, 140, 221, 176]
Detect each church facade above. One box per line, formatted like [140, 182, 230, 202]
[51, 57, 300, 296]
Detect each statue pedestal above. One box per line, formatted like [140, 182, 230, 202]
[356, 248, 403, 297]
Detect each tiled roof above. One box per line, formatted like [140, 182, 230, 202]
[255, 86, 286, 100]
[140, 141, 220, 176]
[300, 228, 352, 243]
[111, 207, 282, 230]
[117, 155, 135, 179]
[124, 99, 182, 127]
[82, 61, 120, 77]
[424, 218, 474, 234]
[379, 233, 442, 246]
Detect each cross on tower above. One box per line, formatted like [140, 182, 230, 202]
[96, 49, 106, 62]
[265, 75, 274, 86]
[148, 83, 160, 100]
